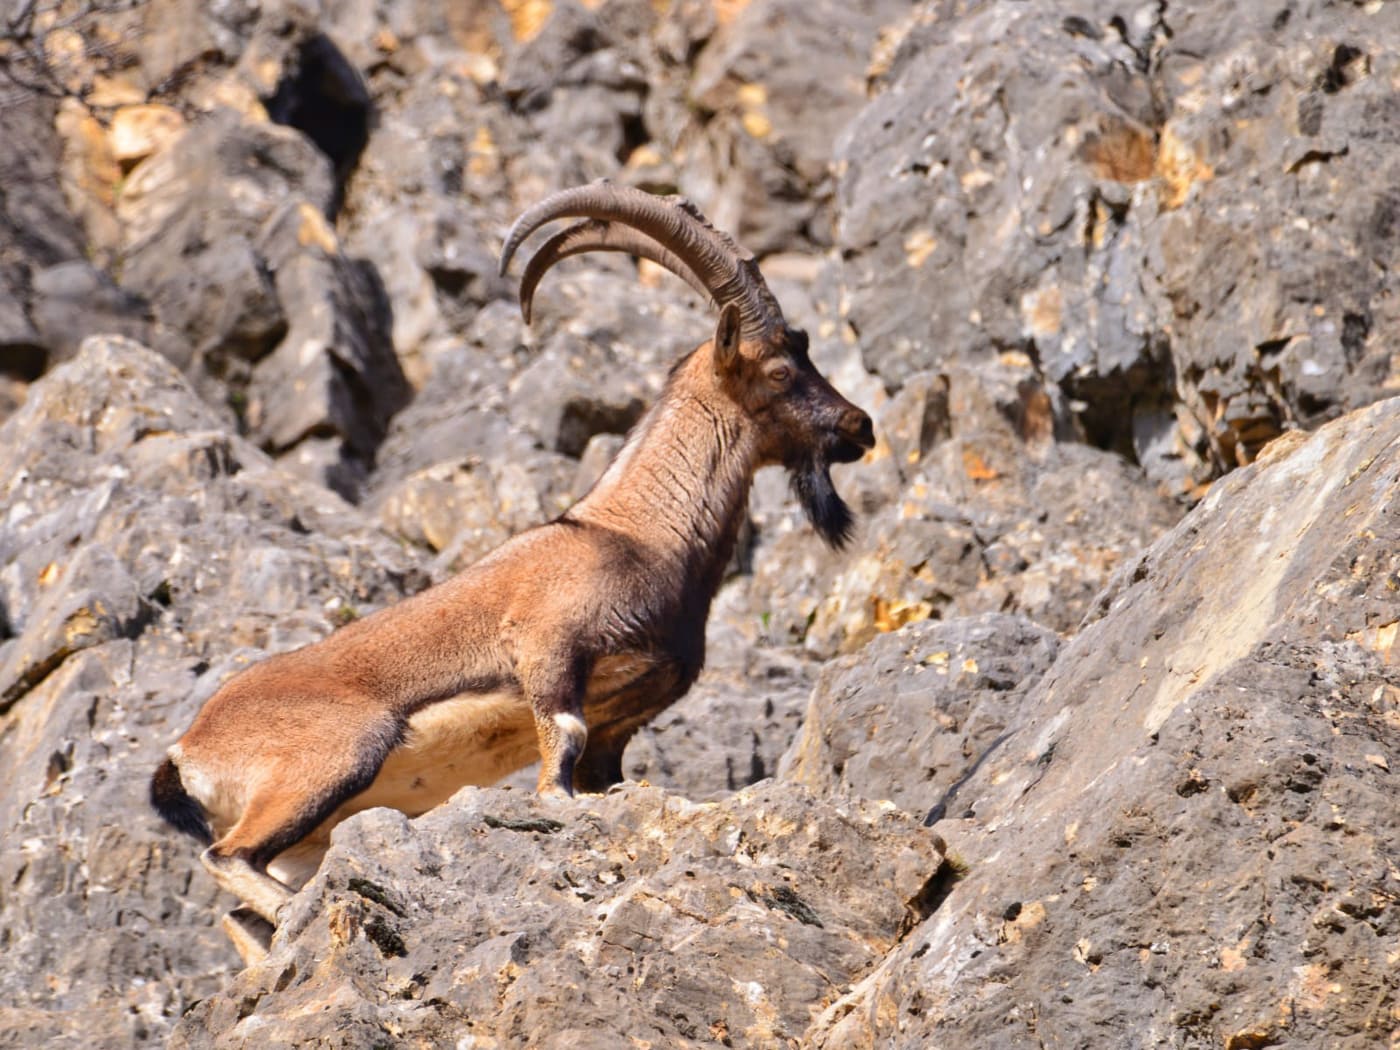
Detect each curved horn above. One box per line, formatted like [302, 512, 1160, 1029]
[518, 219, 713, 324]
[499, 180, 783, 338]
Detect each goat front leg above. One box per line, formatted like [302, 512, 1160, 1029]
[572, 730, 627, 793]
[522, 654, 589, 798]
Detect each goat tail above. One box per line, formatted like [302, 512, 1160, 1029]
[150, 756, 213, 846]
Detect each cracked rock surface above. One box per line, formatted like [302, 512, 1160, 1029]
[2, 1, 1398, 1047]
[169, 782, 945, 1049]
[801, 400, 1400, 1050]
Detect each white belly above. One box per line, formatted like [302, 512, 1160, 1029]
[268, 689, 539, 885]
[352, 688, 539, 816]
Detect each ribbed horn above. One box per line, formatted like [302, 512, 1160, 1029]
[518, 219, 713, 324]
[499, 180, 783, 338]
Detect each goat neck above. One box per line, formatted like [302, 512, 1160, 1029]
[569, 345, 756, 591]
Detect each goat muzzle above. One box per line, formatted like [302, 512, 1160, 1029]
[829, 408, 875, 464]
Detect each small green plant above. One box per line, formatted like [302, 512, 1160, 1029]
[331, 602, 359, 626]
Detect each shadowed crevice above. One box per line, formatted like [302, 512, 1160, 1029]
[264, 33, 372, 217]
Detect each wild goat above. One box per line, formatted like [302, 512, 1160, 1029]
[150, 181, 875, 963]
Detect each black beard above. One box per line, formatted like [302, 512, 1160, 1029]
[790, 457, 855, 550]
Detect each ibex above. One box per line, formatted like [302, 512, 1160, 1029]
[150, 182, 875, 963]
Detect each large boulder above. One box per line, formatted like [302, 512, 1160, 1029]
[836, 0, 1400, 494]
[169, 781, 946, 1048]
[804, 396, 1400, 1049]
[780, 614, 1061, 817]
[22, 0, 405, 495]
[114, 109, 408, 496]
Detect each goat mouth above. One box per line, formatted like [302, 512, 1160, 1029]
[828, 432, 873, 464]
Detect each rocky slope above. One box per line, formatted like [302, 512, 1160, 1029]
[171, 783, 945, 1049]
[799, 400, 1400, 1048]
[1, 0, 1397, 1047]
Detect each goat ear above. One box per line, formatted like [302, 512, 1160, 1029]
[713, 302, 742, 375]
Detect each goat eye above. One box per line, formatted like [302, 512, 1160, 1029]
[768, 366, 792, 387]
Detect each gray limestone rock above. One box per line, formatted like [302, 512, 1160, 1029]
[780, 614, 1061, 819]
[835, 0, 1400, 495]
[646, 0, 912, 254]
[169, 781, 946, 1049]
[805, 397, 1400, 1050]
[0, 96, 151, 407]
[27, 261, 155, 363]
[3, 3, 1397, 1048]
[114, 112, 333, 370]
[623, 631, 818, 800]
[114, 108, 407, 496]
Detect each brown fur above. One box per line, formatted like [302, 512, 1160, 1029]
[154, 294, 873, 965]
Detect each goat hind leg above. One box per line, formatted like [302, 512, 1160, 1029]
[200, 721, 399, 924]
[201, 845, 295, 926]
[200, 786, 327, 924]
[221, 907, 274, 967]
